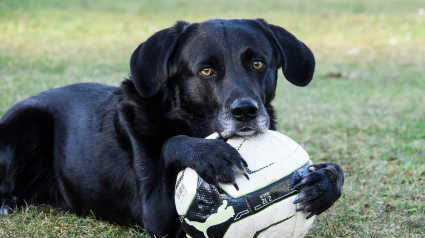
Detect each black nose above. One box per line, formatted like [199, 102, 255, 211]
[230, 99, 259, 121]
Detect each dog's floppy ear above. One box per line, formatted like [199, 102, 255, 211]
[259, 19, 315, 86]
[130, 21, 189, 98]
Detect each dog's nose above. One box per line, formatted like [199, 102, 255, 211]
[230, 99, 259, 121]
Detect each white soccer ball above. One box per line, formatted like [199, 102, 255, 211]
[175, 130, 315, 238]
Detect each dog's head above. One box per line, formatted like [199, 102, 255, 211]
[130, 19, 315, 138]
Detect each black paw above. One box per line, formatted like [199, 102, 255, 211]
[162, 135, 249, 193]
[0, 196, 19, 216]
[187, 139, 248, 192]
[293, 163, 344, 219]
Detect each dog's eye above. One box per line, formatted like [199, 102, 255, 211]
[253, 61, 264, 70]
[200, 68, 213, 76]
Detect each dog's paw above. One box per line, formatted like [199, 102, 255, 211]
[0, 196, 19, 216]
[293, 163, 344, 219]
[162, 135, 248, 192]
[188, 139, 248, 192]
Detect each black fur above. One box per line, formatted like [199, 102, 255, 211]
[0, 19, 343, 237]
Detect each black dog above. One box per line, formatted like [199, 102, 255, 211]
[0, 19, 344, 237]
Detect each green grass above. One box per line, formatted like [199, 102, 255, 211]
[1, 0, 424, 237]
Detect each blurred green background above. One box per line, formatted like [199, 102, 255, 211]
[0, 0, 424, 237]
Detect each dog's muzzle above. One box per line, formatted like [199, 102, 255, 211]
[218, 98, 269, 138]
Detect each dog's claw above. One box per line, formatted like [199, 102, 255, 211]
[215, 184, 224, 194]
[293, 182, 301, 188]
[233, 182, 239, 191]
[293, 197, 304, 204]
[306, 212, 315, 219]
[243, 172, 250, 180]
[296, 206, 305, 212]
[241, 158, 248, 168]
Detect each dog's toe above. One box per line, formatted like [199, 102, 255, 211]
[0, 196, 19, 216]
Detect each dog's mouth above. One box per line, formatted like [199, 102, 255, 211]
[235, 127, 257, 136]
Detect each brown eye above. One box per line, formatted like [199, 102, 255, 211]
[200, 67, 213, 76]
[253, 61, 264, 70]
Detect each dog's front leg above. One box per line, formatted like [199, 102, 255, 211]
[142, 135, 247, 238]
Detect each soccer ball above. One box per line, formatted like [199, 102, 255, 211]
[174, 130, 315, 238]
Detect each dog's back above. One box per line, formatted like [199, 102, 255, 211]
[0, 83, 116, 214]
